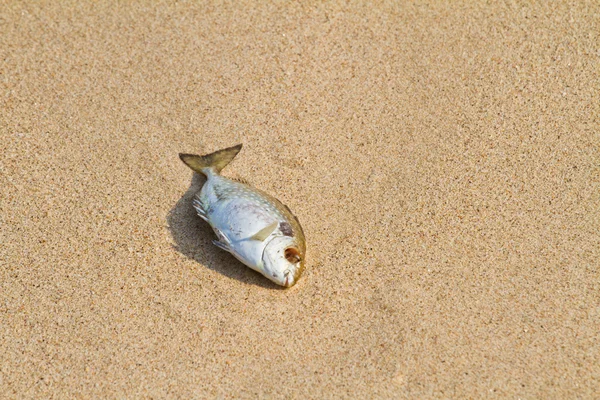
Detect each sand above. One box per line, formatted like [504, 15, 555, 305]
[1, 1, 599, 398]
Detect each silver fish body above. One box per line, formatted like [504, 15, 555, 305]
[180, 145, 305, 287]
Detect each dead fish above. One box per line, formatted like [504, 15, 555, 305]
[179, 144, 306, 287]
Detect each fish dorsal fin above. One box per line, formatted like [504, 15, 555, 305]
[249, 221, 278, 241]
[232, 176, 250, 185]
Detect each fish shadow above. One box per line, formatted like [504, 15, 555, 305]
[167, 173, 282, 289]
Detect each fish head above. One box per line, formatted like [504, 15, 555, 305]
[261, 235, 305, 288]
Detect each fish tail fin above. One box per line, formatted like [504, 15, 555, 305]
[179, 144, 242, 175]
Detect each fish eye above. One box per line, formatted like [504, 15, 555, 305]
[284, 247, 301, 263]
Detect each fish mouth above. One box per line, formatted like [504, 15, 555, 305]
[283, 270, 292, 287]
[261, 236, 299, 287]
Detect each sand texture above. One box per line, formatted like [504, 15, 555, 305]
[1, 1, 599, 398]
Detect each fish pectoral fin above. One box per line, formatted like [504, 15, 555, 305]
[212, 239, 232, 253]
[248, 221, 278, 241]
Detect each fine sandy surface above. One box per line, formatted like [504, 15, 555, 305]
[1, 1, 599, 398]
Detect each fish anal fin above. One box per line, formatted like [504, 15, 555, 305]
[193, 198, 208, 221]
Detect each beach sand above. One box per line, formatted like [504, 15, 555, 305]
[1, 1, 599, 397]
